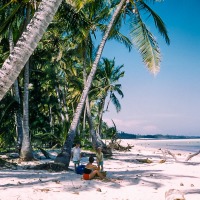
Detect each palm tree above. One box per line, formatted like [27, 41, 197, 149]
[55, 0, 170, 167]
[1, 1, 36, 160]
[95, 58, 124, 137]
[0, 0, 26, 152]
[57, 0, 131, 151]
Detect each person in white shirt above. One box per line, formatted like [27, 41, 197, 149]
[71, 143, 81, 171]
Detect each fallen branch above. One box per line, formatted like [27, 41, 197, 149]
[108, 140, 134, 152]
[160, 149, 178, 162]
[185, 150, 200, 161]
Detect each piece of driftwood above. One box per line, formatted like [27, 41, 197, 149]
[165, 189, 185, 200]
[136, 158, 153, 164]
[108, 140, 134, 152]
[185, 150, 200, 161]
[160, 149, 177, 162]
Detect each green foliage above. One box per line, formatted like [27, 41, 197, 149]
[0, 0, 169, 151]
[0, 94, 17, 150]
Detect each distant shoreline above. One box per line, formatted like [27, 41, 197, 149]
[119, 138, 200, 153]
[117, 132, 200, 140]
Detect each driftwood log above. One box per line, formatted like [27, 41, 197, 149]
[136, 158, 153, 164]
[160, 149, 178, 162]
[108, 140, 134, 152]
[160, 148, 200, 162]
[185, 150, 200, 161]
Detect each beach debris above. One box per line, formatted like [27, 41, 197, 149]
[149, 173, 154, 177]
[185, 150, 200, 161]
[136, 158, 153, 164]
[191, 184, 194, 187]
[52, 179, 60, 184]
[180, 183, 184, 186]
[159, 159, 166, 163]
[96, 188, 102, 192]
[160, 149, 178, 162]
[107, 140, 133, 152]
[165, 189, 185, 200]
[35, 188, 51, 193]
[73, 192, 79, 195]
[17, 181, 22, 185]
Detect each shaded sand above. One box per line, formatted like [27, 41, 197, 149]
[1, 139, 200, 200]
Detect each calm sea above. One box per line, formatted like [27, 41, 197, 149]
[136, 139, 200, 153]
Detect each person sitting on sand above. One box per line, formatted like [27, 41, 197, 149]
[82, 156, 105, 180]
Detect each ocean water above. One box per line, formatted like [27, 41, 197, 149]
[136, 139, 200, 153]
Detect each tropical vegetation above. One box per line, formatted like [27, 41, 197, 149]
[0, 0, 169, 166]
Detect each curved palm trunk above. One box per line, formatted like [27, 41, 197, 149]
[0, 0, 63, 101]
[55, 0, 126, 167]
[82, 52, 104, 149]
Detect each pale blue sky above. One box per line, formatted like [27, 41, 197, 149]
[102, 0, 200, 136]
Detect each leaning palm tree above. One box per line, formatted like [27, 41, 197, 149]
[56, 0, 131, 151]
[55, 0, 170, 167]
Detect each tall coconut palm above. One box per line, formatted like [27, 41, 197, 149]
[0, 0, 26, 152]
[9, 28, 23, 152]
[0, 1, 37, 159]
[55, 0, 170, 167]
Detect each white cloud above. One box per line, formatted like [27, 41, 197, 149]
[103, 118, 162, 135]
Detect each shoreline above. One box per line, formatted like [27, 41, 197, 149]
[118, 138, 200, 153]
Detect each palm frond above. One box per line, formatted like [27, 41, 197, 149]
[110, 93, 121, 112]
[108, 30, 132, 51]
[130, 12, 161, 75]
[0, 0, 13, 14]
[114, 86, 124, 98]
[0, 4, 22, 35]
[138, 1, 170, 45]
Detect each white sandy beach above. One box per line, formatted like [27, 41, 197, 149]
[0, 139, 200, 200]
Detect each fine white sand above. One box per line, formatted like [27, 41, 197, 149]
[0, 139, 200, 200]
